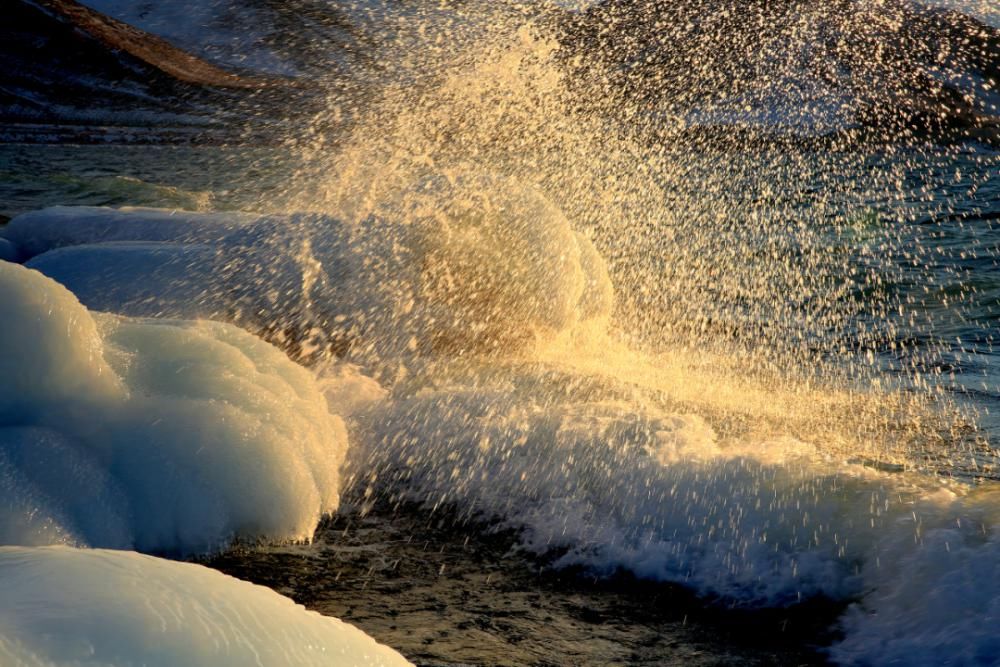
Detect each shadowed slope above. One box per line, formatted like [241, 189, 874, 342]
[33, 0, 272, 88]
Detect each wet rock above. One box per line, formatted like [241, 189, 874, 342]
[204, 502, 840, 666]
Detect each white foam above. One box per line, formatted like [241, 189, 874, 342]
[351, 371, 881, 603]
[830, 488, 1000, 665]
[0, 262, 346, 553]
[317, 363, 390, 418]
[345, 357, 1000, 664]
[0, 546, 412, 667]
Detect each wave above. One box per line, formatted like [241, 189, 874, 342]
[3, 1, 1000, 664]
[3, 193, 994, 663]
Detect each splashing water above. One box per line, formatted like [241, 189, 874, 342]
[259, 1, 995, 465]
[4, 0, 1000, 663]
[265, 3, 1000, 660]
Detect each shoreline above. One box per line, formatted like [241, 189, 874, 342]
[204, 502, 842, 666]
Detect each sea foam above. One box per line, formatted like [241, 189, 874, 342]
[348, 359, 1000, 666]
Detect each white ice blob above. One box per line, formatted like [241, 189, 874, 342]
[0, 261, 124, 424]
[0, 546, 412, 667]
[27, 243, 225, 320]
[3, 206, 254, 260]
[0, 262, 346, 554]
[383, 174, 607, 344]
[11, 189, 613, 361]
[0, 427, 130, 548]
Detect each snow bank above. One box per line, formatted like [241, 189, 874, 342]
[10, 186, 612, 360]
[0, 262, 346, 553]
[0, 546, 412, 667]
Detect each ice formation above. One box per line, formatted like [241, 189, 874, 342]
[0, 262, 346, 554]
[0, 546, 412, 667]
[3, 206, 255, 260]
[0, 249, 404, 667]
[8, 191, 612, 360]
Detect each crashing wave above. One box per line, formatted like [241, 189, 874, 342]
[5, 178, 613, 362]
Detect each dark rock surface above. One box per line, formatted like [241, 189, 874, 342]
[205, 503, 842, 667]
[0, 0, 316, 142]
[2, 1, 222, 129]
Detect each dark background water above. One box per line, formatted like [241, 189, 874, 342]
[0, 144, 289, 217]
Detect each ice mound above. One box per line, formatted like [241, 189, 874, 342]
[0, 428, 130, 548]
[3, 206, 256, 261]
[359, 174, 615, 354]
[0, 262, 124, 423]
[27, 243, 225, 320]
[8, 187, 613, 360]
[0, 262, 346, 553]
[0, 546, 412, 667]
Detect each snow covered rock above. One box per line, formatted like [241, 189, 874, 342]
[0, 546, 412, 667]
[0, 262, 346, 554]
